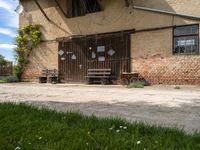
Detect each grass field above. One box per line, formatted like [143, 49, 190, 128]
[0, 103, 199, 150]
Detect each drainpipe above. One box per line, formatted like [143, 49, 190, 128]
[133, 5, 200, 21]
[34, 0, 51, 21]
[54, 0, 69, 18]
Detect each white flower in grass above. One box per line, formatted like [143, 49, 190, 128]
[15, 147, 21, 150]
[116, 129, 120, 133]
[144, 148, 146, 150]
[86, 142, 89, 146]
[137, 141, 141, 144]
[38, 137, 42, 140]
[119, 126, 123, 129]
[109, 127, 113, 130]
[123, 126, 127, 129]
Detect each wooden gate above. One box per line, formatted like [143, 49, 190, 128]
[58, 32, 131, 83]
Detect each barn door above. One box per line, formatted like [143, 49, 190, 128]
[58, 39, 88, 82]
[58, 32, 131, 83]
[87, 33, 131, 81]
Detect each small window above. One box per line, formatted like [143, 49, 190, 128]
[173, 25, 199, 55]
[67, 0, 102, 18]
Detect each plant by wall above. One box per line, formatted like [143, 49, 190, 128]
[14, 24, 42, 80]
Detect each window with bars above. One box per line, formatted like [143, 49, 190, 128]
[173, 25, 199, 55]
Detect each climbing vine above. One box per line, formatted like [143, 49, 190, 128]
[14, 24, 42, 80]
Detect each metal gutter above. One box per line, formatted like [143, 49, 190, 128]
[133, 5, 200, 21]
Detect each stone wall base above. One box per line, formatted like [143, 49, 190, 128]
[132, 55, 200, 85]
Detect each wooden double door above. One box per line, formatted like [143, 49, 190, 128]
[58, 32, 131, 83]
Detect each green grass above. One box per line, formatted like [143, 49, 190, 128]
[0, 80, 6, 83]
[174, 86, 181, 90]
[127, 81, 145, 88]
[0, 76, 19, 83]
[0, 103, 199, 150]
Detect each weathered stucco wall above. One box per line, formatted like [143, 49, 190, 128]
[22, 41, 58, 80]
[20, 0, 200, 85]
[131, 29, 173, 59]
[20, 0, 200, 38]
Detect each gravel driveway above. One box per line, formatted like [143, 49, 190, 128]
[0, 83, 200, 133]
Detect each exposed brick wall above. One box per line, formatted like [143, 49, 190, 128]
[132, 56, 200, 85]
[22, 71, 40, 82]
[131, 28, 200, 85]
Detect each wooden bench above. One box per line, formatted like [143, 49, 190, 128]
[39, 69, 59, 84]
[86, 69, 111, 84]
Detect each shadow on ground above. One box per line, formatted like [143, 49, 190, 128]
[24, 100, 200, 133]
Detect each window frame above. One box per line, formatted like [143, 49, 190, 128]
[172, 24, 199, 55]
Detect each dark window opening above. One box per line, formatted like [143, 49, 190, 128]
[67, 0, 102, 18]
[173, 25, 199, 55]
[85, 0, 101, 13]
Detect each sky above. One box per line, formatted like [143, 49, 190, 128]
[0, 0, 19, 62]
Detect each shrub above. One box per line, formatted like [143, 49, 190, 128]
[2, 76, 19, 83]
[13, 65, 22, 80]
[174, 86, 181, 89]
[15, 24, 42, 80]
[127, 81, 145, 88]
[0, 80, 6, 83]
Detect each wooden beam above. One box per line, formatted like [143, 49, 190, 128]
[56, 29, 136, 41]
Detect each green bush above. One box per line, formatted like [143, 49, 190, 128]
[127, 81, 145, 88]
[174, 86, 181, 89]
[13, 65, 22, 80]
[15, 24, 42, 80]
[0, 80, 6, 83]
[1, 76, 19, 83]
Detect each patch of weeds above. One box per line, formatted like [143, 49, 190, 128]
[0, 76, 19, 83]
[0, 80, 6, 83]
[127, 81, 144, 88]
[174, 86, 181, 90]
[22, 79, 31, 82]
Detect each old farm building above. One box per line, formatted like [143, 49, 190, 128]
[19, 0, 200, 85]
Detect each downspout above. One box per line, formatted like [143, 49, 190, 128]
[33, 0, 51, 21]
[133, 5, 200, 21]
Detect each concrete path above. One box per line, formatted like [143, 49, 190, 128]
[0, 83, 200, 133]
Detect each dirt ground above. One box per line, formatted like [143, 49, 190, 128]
[0, 83, 200, 133]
